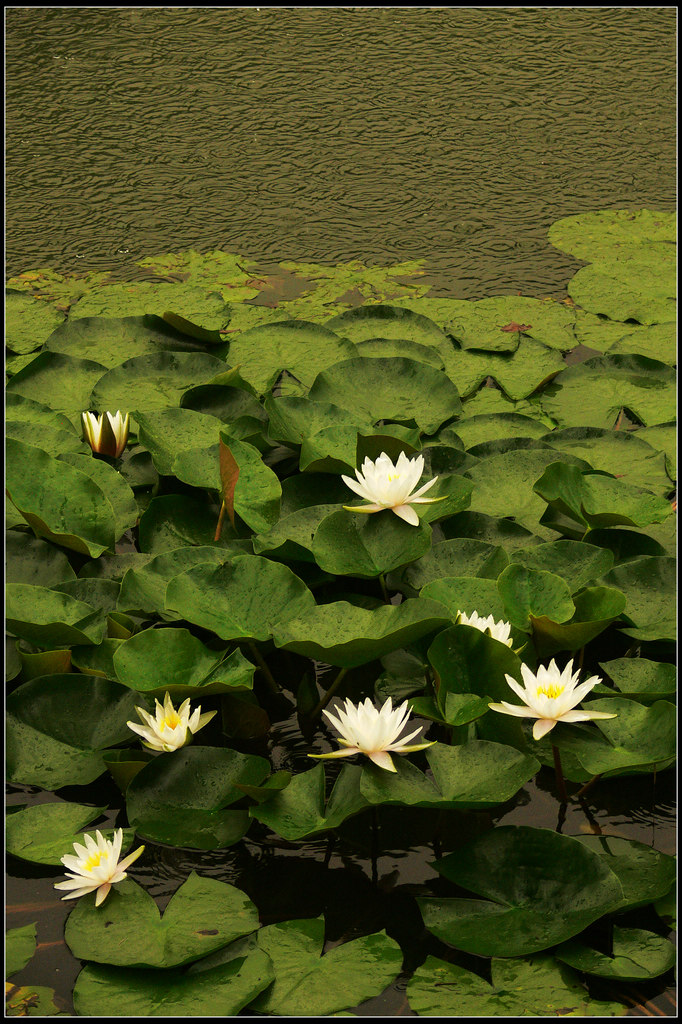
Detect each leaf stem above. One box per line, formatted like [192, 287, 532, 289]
[379, 573, 390, 603]
[310, 667, 348, 719]
[246, 642, 279, 695]
[214, 500, 226, 542]
[575, 773, 603, 799]
[552, 743, 569, 803]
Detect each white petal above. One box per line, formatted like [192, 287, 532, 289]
[367, 750, 397, 772]
[392, 504, 420, 526]
[532, 718, 558, 740]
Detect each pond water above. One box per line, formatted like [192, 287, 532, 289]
[5, 6, 676, 1018]
[5, 6, 676, 295]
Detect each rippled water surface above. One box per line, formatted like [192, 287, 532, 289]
[5, 6, 676, 295]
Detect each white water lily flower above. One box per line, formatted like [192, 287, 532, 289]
[342, 451, 442, 526]
[127, 692, 217, 753]
[488, 658, 617, 741]
[54, 828, 144, 907]
[457, 609, 513, 647]
[81, 410, 130, 458]
[309, 696, 435, 772]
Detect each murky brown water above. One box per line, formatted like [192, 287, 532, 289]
[5, 6, 676, 297]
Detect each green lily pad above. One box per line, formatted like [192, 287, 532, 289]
[91, 350, 225, 413]
[5, 288, 66, 354]
[134, 407, 223, 475]
[312, 510, 432, 578]
[112, 628, 254, 696]
[274, 598, 451, 668]
[72, 947, 273, 1017]
[45, 312, 226, 369]
[555, 926, 676, 981]
[446, 296, 576, 352]
[225, 319, 356, 394]
[443, 337, 565, 401]
[165, 556, 315, 643]
[497, 564, 575, 630]
[608, 321, 676, 364]
[353, 336, 445, 368]
[601, 555, 676, 641]
[530, 586, 627, 658]
[427, 625, 526, 748]
[548, 208, 676, 262]
[65, 872, 260, 968]
[6, 802, 134, 866]
[117, 545, 240, 617]
[439, 510, 541, 550]
[568, 243, 675, 325]
[251, 916, 403, 1017]
[6, 351, 108, 425]
[358, 740, 539, 809]
[5, 923, 37, 977]
[325, 303, 447, 347]
[420, 826, 623, 957]
[540, 354, 676, 429]
[572, 834, 676, 911]
[597, 657, 676, 702]
[400, 538, 508, 594]
[5, 532, 77, 588]
[265, 395, 372, 445]
[58, 453, 139, 539]
[6, 583, 107, 647]
[637, 421, 676, 481]
[253, 504, 343, 562]
[509, 539, 613, 592]
[543, 426, 673, 497]
[420, 577, 507, 625]
[250, 763, 369, 841]
[126, 746, 270, 849]
[137, 494, 233, 554]
[5, 983, 62, 1017]
[6, 438, 117, 557]
[309, 356, 462, 434]
[407, 953, 627, 1017]
[550, 698, 676, 776]
[534, 462, 672, 530]
[453, 412, 550, 449]
[464, 448, 589, 537]
[6, 675, 147, 788]
[134, 248, 262, 300]
[68, 286, 231, 337]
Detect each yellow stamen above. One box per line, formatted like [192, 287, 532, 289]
[84, 851, 108, 872]
[537, 684, 564, 699]
[160, 712, 181, 731]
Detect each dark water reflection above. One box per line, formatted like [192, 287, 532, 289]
[5, 7, 676, 297]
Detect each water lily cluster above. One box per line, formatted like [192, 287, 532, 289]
[6, 210, 676, 1017]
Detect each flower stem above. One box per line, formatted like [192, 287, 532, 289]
[246, 642, 279, 695]
[552, 744, 569, 803]
[310, 667, 348, 719]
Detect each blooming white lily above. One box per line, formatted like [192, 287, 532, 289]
[82, 410, 130, 458]
[309, 696, 435, 772]
[488, 658, 617, 741]
[342, 451, 441, 526]
[54, 829, 144, 907]
[457, 609, 513, 647]
[127, 692, 217, 753]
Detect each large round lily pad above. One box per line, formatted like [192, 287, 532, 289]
[420, 826, 623, 957]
